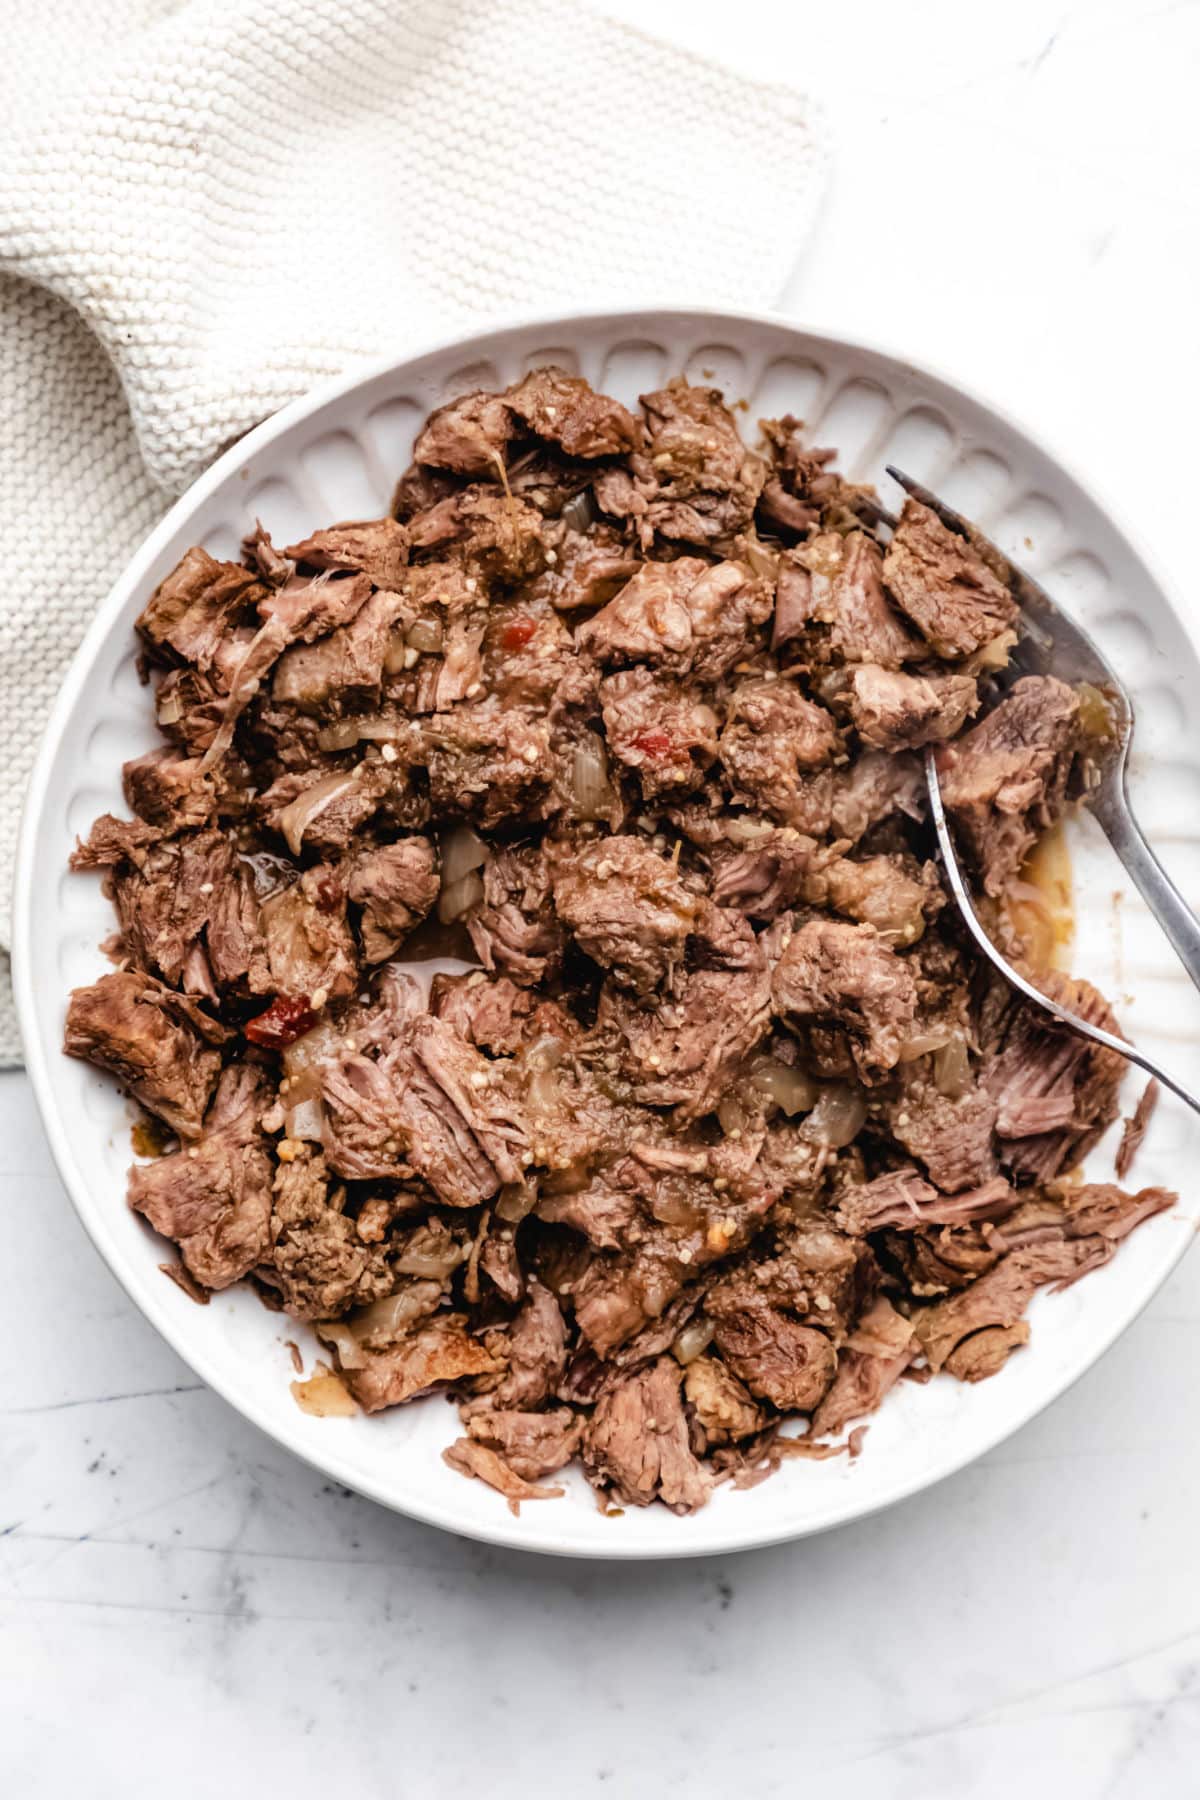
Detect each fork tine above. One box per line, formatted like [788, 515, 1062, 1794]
[923, 748, 1200, 1118]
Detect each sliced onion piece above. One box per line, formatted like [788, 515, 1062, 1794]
[934, 1036, 971, 1099]
[672, 1318, 715, 1366]
[560, 489, 597, 534]
[350, 1287, 443, 1340]
[747, 1058, 818, 1117]
[394, 1230, 468, 1280]
[803, 1083, 867, 1149]
[284, 1096, 326, 1142]
[437, 870, 484, 923]
[897, 1028, 954, 1063]
[496, 1182, 538, 1224]
[278, 770, 358, 857]
[316, 719, 362, 752]
[964, 629, 1018, 676]
[384, 626, 412, 674]
[570, 731, 617, 820]
[282, 1016, 345, 1099]
[725, 815, 775, 846]
[313, 1323, 366, 1370]
[440, 824, 488, 887]
[407, 617, 444, 654]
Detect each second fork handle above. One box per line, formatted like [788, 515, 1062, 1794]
[1091, 780, 1200, 997]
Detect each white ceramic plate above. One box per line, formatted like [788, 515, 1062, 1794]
[14, 308, 1200, 1559]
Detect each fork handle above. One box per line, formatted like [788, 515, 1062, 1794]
[1091, 783, 1200, 995]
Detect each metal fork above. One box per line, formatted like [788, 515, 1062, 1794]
[884, 466, 1200, 1118]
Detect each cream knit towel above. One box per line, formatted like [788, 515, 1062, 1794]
[0, 0, 829, 1065]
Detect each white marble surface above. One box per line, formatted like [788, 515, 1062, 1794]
[5, 0, 1200, 1792]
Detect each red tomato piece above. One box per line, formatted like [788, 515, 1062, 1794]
[501, 617, 537, 651]
[244, 994, 318, 1049]
[631, 730, 674, 758]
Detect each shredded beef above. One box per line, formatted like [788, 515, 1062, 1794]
[66, 363, 1174, 1518]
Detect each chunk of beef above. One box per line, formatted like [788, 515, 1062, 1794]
[807, 853, 942, 948]
[242, 521, 294, 587]
[943, 1321, 1030, 1382]
[879, 1223, 1000, 1297]
[600, 667, 720, 798]
[887, 1068, 999, 1193]
[832, 1167, 1014, 1234]
[483, 1279, 569, 1410]
[482, 597, 576, 707]
[506, 366, 641, 459]
[259, 763, 390, 856]
[936, 675, 1081, 894]
[340, 1313, 496, 1412]
[71, 812, 163, 870]
[259, 866, 358, 1001]
[980, 972, 1124, 1181]
[776, 532, 921, 667]
[1116, 1079, 1159, 1182]
[596, 916, 771, 1122]
[108, 829, 232, 986]
[127, 1064, 273, 1288]
[601, 378, 766, 550]
[709, 827, 820, 921]
[525, 525, 640, 614]
[683, 1356, 766, 1451]
[582, 1357, 710, 1512]
[991, 1182, 1174, 1256]
[414, 389, 516, 476]
[827, 532, 921, 664]
[830, 749, 923, 844]
[267, 1148, 396, 1320]
[323, 1015, 529, 1206]
[272, 585, 408, 711]
[719, 678, 841, 819]
[122, 749, 215, 833]
[347, 838, 438, 961]
[432, 973, 541, 1056]
[577, 557, 771, 683]
[758, 417, 879, 537]
[195, 572, 380, 773]
[771, 918, 917, 1078]
[849, 665, 979, 751]
[460, 1406, 584, 1480]
[425, 698, 553, 827]
[284, 517, 409, 589]
[136, 546, 263, 670]
[408, 484, 547, 584]
[571, 1174, 780, 1357]
[709, 1217, 871, 1343]
[551, 835, 697, 995]
[706, 1296, 836, 1412]
[205, 858, 269, 993]
[810, 1297, 917, 1436]
[913, 1238, 1100, 1372]
[466, 844, 563, 985]
[64, 970, 224, 1139]
[883, 497, 1018, 658]
[442, 1438, 565, 1509]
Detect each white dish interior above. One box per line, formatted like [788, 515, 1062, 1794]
[15, 307, 1200, 1558]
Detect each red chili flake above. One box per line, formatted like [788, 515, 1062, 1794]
[631, 730, 674, 758]
[244, 994, 318, 1049]
[501, 616, 537, 651]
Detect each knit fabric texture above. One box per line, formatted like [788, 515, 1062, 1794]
[0, 0, 830, 1064]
